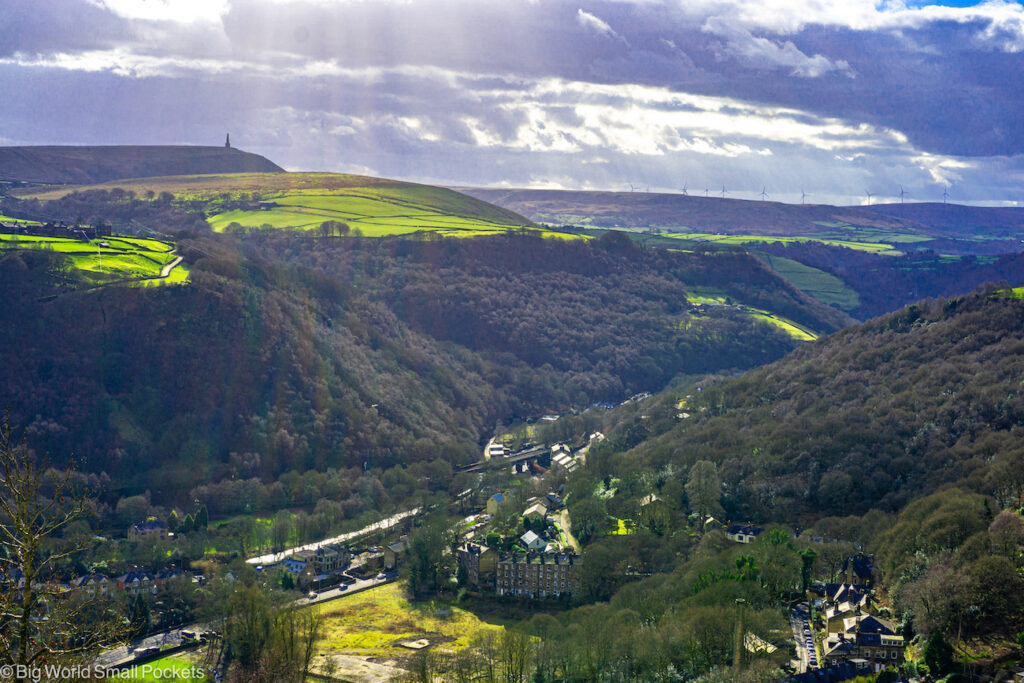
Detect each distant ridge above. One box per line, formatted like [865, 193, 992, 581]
[457, 187, 926, 235]
[0, 145, 284, 185]
[458, 187, 1024, 245]
[862, 201, 1024, 234]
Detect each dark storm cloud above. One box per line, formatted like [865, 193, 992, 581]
[4, 0, 1024, 203]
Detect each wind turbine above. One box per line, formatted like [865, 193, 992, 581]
[899, 185, 906, 204]
[760, 186, 768, 201]
[629, 183, 635, 193]
[943, 187, 950, 203]
[680, 182, 689, 196]
[720, 185, 728, 199]
[801, 189, 807, 205]
[705, 187, 710, 197]
[865, 190, 873, 206]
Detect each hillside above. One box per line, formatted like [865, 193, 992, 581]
[460, 187, 1024, 254]
[864, 201, 1024, 236]
[0, 229, 846, 506]
[758, 241, 1024, 319]
[0, 145, 283, 185]
[11, 172, 538, 237]
[601, 286, 1024, 524]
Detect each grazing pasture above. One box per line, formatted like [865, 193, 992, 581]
[0, 232, 186, 286]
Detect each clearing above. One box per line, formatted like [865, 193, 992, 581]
[310, 582, 510, 681]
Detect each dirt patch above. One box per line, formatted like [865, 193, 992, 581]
[388, 633, 455, 649]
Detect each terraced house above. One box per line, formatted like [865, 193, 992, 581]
[496, 552, 581, 599]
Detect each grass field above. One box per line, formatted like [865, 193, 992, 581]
[14, 172, 559, 239]
[314, 582, 508, 657]
[757, 253, 860, 311]
[207, 187, 552, 238]
[121, 655, 209, 682]
[0, 233, 187, 286]
[684, 292, 818, 341]
[746, 311, 817, 341]
[665, 231, 901, 254]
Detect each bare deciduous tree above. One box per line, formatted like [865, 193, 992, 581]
[0, 414, 126, 680]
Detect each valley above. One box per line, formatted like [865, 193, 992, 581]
[0, 147, 1021, 683]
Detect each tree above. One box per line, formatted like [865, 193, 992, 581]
[923, 630, 953, 676]
[799, 548, 817, 594]
[196, 504, 209, 531]
[686, 460, 724, 519]
[0, 415, 128, 676]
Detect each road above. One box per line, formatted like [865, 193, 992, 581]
[299, 572, 396, 607]
[246, 508, 421, 566]
[790, 603, 812, 673]
[95, 624, 206, 669]
[97, 574, 399, 671]
[556, 509, 581, 553]
[159, 255, 183, 278]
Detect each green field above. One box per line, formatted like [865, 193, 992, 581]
[314, 582, 507, 656]
[684, 292, 818, 341]
[15, 172, 562, 239]
[746, 311, 817, 341]
[208, 187, 551, 238]
[121, 655, 209, 682]
[757, 253, 860, 311]
[0, 233, 187, 286]
[665, 231, 901, 254]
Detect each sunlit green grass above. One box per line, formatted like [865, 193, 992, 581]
[746, 311, 817, 341]
[121, 655, 209, 682]
[665, 232, 901, 254]
[0, 233, 186, 286]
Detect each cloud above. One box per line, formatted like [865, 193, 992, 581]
[2, 0, 1024, 204]
[86, 0, 230, 24]
[577, 8, 629, 44]
[701, 16, 854, 77]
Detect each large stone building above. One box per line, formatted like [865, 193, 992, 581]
[496, 551, 581, 599]
[457, 543, 498, 590]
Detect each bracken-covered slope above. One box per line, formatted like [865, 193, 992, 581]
[0, 145, 283, 184]
[613, 286, 1024, 523]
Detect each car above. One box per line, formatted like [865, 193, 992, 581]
[376, 573, 387, 580]
[803, 629, 811, 635]
[307, 591, 318, 600]
[338, 583, 348, 590]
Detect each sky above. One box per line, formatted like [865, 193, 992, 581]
[2, 0, 1024, 205]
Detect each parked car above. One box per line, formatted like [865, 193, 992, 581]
[307, 591, 318, 600]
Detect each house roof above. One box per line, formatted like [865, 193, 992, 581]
[726, 524, 764, 536]
[524, 502, 548, 517]
[490, 492, 505, 503]
[71, 573, 108, 586]
[132, 520, 168, 532]
[520, 530, 542, 546]
[639, 493, 662, 507]
[117, 570, 153, 583]
[840, 615, 895, 635]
